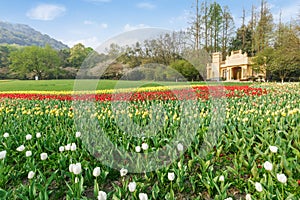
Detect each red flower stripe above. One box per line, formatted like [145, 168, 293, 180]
[0, 86, 267, 101]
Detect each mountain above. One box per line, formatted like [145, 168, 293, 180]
[0, 21, 68, 49]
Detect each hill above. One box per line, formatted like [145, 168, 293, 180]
[0, 21, 68, 50]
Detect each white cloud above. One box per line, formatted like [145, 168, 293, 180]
[63, 37, 102, 48]
[84, 20, 95, 25]
[100, 23, 108, 29]
[27, 4, 66, 21]
[137, 2, 156, 10]
[124, 24, 150, 31]
[84, 20, 108, 29]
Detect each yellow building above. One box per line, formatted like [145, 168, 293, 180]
[207, 50, 265, 81]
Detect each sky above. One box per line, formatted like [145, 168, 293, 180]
[0, 0, 299, 49]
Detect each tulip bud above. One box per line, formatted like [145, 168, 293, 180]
[93, 167, 101, 177]
[255, 182, 263, 192]
[16, 145, 25, 152]
[0, 150, 7, 159]
[28, 171, 35, 179]
[26, 151, 32, 157]
[138, 193, 148, 200]
[97, 191, 107, 200]
[219, 175, 225, 182]
[263, 161, 273, 171]
[120, 168, 128, 177]
[177, 143, 184, 152]
[168, 172, 175, 181]
[269, 146, 278, 153]
[135, 146, 141, 153]
[141, 143, 149, 150]
[128, 181, 136, 192]
[277, 173, 287, 184]
[73, 163, 82, 175]
[36, 132, 41, 138]
[40, 153, 48, 160]
[25, 134, 32, 140]
[71, 143, 77, 151]
[75, 131, 81, 138]
[59, 146, 64, 152]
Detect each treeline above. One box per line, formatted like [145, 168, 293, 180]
[0, 43, 94, 79]
[189, 0, 300, 81]
[0, 0, 299, 81]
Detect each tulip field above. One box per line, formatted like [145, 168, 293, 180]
[0, 82, 299, 199]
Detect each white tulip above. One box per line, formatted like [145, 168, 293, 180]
[17, 145, 25, 152]
[26, 134, 32, 140]
[71, 143, 77, 151]
[277, 173, 287, 183]
[69, 164, 75, 173]
[3, 132, 9, 138]
[36, 132, 41, 138]
[219, 175, 225, 182]
[25, 151, 32, 157]
[59, 146, 64, 152]
[269, 146, 278, 153]
[245, 194, 252, 200]
[177, 143, 184, 152]
[135, 146, 141, 153]
[28, 171, 35, 179]
[93, 167, 101, 177]
[0, 150, 7, 159]
[141, 143, 149, 150]
[168, 172, 175, 181]
[97, 191, 107, 200]
[120, 168, 128, 177]
[128, 181, 137, 192]
[224, 198, 233, 200]
[76, 131, 81, 138]
[255, 182, 263, 192]
[65, 144, 71, 151]
[138, 193, 148, 200]
[73, 163, 82, 175]
[263, 161, 273, 171]
[40, 153, 48, 160]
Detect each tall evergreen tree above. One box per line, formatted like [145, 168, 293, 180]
[253, 0, 274, 53]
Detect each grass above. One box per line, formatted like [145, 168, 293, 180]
[0, 79, 251, 91]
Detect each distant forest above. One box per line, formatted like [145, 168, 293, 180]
[0, 0, 299, 81]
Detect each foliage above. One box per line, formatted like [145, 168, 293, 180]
[169, 59, 199, 81]
[229, 25, 253, 56]
[252, 22, 300, 82]
[68, 43, 94, 68]
[0, 83, 299, 199]
[9, 45, 61, 80]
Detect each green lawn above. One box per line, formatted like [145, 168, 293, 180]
[0, 79, 251, 91]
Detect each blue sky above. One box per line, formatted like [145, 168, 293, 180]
[0, 0, 299, 48]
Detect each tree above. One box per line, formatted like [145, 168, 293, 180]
[253, 0, 274, 53]
[269, 24, 300, 82]
[68, 43, 93, 68]
[208, 2, 223, 53]
[252, 47, 274, 76]
[170, 59, 199, 81]
[189, 0, 201, 50]
[9, 45, 61, 79]
[221, 5, 235, 59]
[229, 25, 253, 55]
